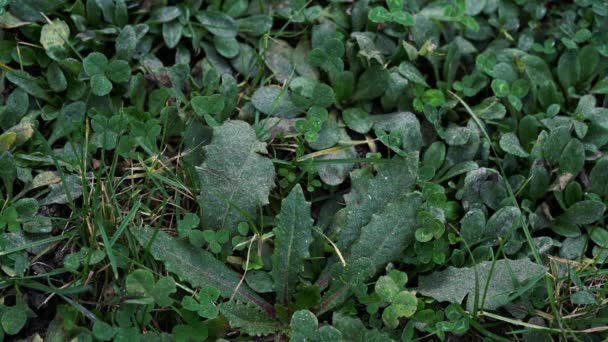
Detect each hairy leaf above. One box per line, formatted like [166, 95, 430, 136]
[417, 259, 547, 310]
[196, 120, 275, 232]
[218, 301, 281, 336]
[131, 227, 274, 316]
[272, 185, 313, 307]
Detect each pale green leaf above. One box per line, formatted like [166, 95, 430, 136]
[500, 133, 529, 157]
[40, 19, 69, 51]
[197, 120, 275, 232]
[417, 259, 547, 310]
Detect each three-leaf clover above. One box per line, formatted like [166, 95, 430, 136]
[491, 78, 530, 110]
[368, 0, 414, 27]
[202, 229, 229, 254]
[295, 106, 329, 142]
[0, 207, 19, 232]
[373, 270, 418, 329]
[309, 38, 344, 77]
[83, 52, 131, 96]
[125, 269, 176, 308]
[181, 286, 221, 319]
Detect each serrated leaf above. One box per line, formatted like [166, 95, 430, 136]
[218, 301, 281, 336]
[197, 120, 275, 232]
[417, 259, 547, 310]
[131, 227, 274, 316]
[272, 185, 313, 307]
[348, 192, 423, 270]
[337, 155, 418, 251]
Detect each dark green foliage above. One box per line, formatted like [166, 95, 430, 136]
[1, 0, 608, 340]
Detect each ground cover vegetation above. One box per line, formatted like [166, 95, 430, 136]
[0, 0, 608, 340]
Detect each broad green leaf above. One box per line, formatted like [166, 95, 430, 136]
[500, 133, 529, 157]
[264, 39, 295, 83]
[398, 62, 428, 87]
[197, 120, 275, 232]
[251, 86, 301, 118]
[558, 201, 606, 225]
[1, 307, 27, 335]
[422, 89, 445, 106]
[214, 35, 239, 58]
[40, 19, 69, 51]
[342, 108, 373, 134]
[511, 79, 530, 98]
[348, 192, 423, 270]
[375, 275, 401, 302]
[559, 139, 584, 176]
[47, 62, 67, 92]
[353, 63, 389, 101]
[0, 151, 17, 195]
[6, 70, 50, 101]
[290, 310, 343, 342]
[272, 185, 313, 307]
[125, 269, 176, 307]
[382, 291, 417, 329]
[317, 146, 356, 186]
[590, 158, 608, 197]
[196, 10, 237, 37]
[485, 206, 521, 240]
[337, 155, 419, 251]
[218, 301, 281, 336]
[90, 74, 113, 96]
[491, 79, 509, 97]
[131, 227, 274, 315]
[83, 52, 108, 76]
[473, 97, 506, 120]
[150, 6, 181, 22]
[106, 59, 131, 83]
[423, 141, 446, 171]
[417, 259, 547, 310]
[93, 321, 116, 341]
[162, 20, 182, 49]
[368, 7, 391, 23]
[557, 50, 580, 90]
[115, 25, 136, 60]
[372, 112, 422, 152]
[191, 94, 226, 117]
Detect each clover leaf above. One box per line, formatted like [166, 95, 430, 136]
[125, 269, 176, 308]
[83, 52, 131, 96]
[309, 38, 344, 77]
[368, 0, 414, 27]
[181, 286, 221, 319]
